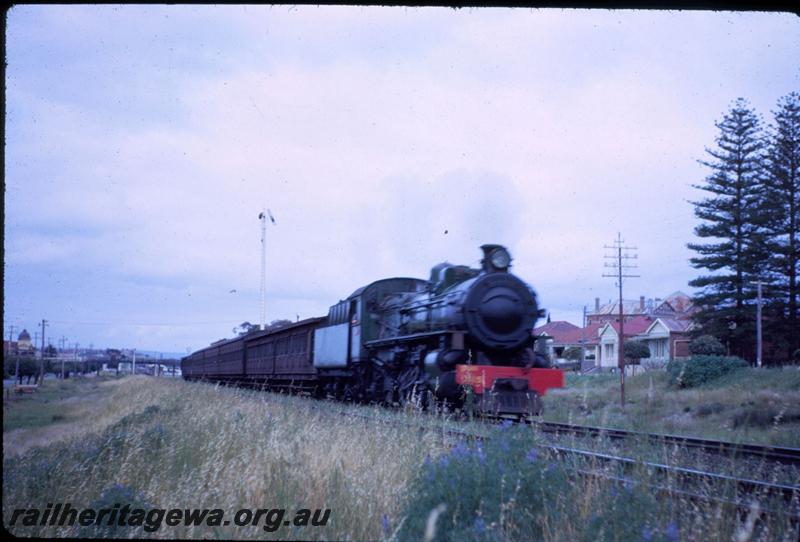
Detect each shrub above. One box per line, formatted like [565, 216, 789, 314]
[77, 484, 154, 538]
[396, 424, 679, 542]
[562, 346, 583, 361]
[688, 335, 725, 356]
[624, 341, 650, 364]
[794, 349, 800, 364]
[667, 355, 748, 388]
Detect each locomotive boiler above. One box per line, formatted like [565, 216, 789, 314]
[182, 244, 564, 417]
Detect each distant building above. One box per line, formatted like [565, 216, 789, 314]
[533, 321, 603, 365]
[596, 316, 693, 370]
[17, 329, 33, 352]
[535, 291, 697, 372]
[4, 330, 35, 357]
[586, 291, 697, 326]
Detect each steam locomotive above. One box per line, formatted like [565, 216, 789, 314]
[182, 244, 564, 417]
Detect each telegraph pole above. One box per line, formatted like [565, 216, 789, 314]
[60, 336, 68, 379]
[580, 306, 587, 366]
[7, 325, 15, 354]
[7, 325, 18, 384]
[75, 342, 84, 374]
[603, 233, 639, 407]
[751, 281, 765, 368]
[38, 319, 49, 385]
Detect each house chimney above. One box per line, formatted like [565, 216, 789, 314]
[640, 296, 645, 312]
[595, 297, 600, 312]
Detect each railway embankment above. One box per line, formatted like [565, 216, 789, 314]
[3, 376, 444, 539]
[3, 376, 799, 540]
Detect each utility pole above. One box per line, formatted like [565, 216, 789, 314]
[580, 306, 587, 366]
[603, 233, 639, 407]
[751, 281, 765, 368]
[38, 319, 49, 385]
[7, 325, 15, 354]
[132, 348, 136, 376]
[60, 336, 68, 379]
[258, 209, 277, 330]
[7, 325, 18, 384]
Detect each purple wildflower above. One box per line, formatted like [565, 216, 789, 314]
[451, 442, 469, 459]
[641, 527, 653, 541]
[475, 444, 486, 464]
[623, 480, 634, 494]
[526, 449, 538, 463]
[499, 439, 511, 453]
[473, 517, 486, 534]
[665, 521, 679, 542]
[381, 514, 391, 536]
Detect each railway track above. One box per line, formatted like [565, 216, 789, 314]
[230, 381, 800, 471]
[548, 445, 799, 506]
[208, 384, 800, 524]
[533, 420, 800, 466]
[337, 408, 800, 521]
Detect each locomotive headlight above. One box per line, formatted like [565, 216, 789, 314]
[490, 248, 511, 269]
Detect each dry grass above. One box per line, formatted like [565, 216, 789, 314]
[4, 376, 447, 539]
[4, 377, 135, 457]
[4, 375, 799, 541]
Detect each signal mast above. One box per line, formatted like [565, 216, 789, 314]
[259, 209, 277, 330]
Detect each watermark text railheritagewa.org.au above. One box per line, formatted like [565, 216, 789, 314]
[8, 503, 331, 533]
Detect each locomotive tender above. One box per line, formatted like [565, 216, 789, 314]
[182, 244, 564, 416]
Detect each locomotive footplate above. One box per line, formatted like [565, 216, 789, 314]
[455, 364, 564, 416]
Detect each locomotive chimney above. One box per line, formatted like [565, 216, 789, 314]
[594, 297, 600, 312]
[480, 244, 511, 272]
[640, 296, 645, 312]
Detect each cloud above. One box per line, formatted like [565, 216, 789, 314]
[5, 6, 798, 350]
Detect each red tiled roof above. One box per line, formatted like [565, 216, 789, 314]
[601, 315, 654, 337]
[533, 321, 579, 336]
[534, 321, 602, 345]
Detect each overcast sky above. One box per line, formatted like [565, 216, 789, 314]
[4, 6, 799, 354]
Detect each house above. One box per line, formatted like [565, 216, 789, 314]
[587, 291, 697, 326]
[597, 316, 655, 369]
[597, 315, 694, 371]
[638, 317, 694, 363]
[532, 291, 697, 373]
[533, 320, 603, 365]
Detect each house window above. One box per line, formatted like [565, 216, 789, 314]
[650, 339, 668, 358]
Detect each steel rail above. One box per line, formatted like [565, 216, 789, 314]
[547, 445, 799, 505]
[229, 390, 800, 522]
[532, 420, 800, 466]
[337, 408, 799, 505]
